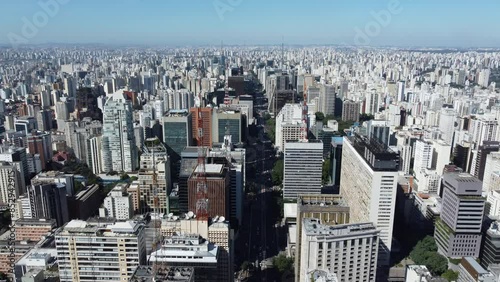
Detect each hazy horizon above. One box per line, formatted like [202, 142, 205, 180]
[1, 0, 500, 48]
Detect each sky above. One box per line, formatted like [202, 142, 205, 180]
[0, 0, 499, 48]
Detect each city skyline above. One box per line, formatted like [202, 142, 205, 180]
[1, 0, 500, 48]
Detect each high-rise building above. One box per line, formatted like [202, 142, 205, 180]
[275, 103, 303, 152]
[473, 141, 500, 182]
[294, 195, 350, 281]
[480, 221, 500, 269]
[330, 137, 343, 187]
[340, 134, 399, 267]
[483, 152, 500, 193]
[439, 107, 456, 144]
[27, 131, 52, 171]
[158, 216, 233, 282]
[190, 107, 212, 147]
[149, 233, 220, 282]
[397, 81, 405, 102]
[298, 218, 379, 282]
[283, 141, 323, 200]
[138, 138, 171, 214]
[0, 162, 24, 209]
[101, 90, 138, 172]
[435, 173, 484, 258]
[342, 100, 360, 122]
[101, 183, 133, 220]
[86, 136, 102, 175]
[365, 89, 380, 115]
[56, 219, 146, 282]
[163, 110, 192, 161]
[35, 110, 53, 132]
[26, 183, 69, 227]
[212, 108, 245, 144]
[188, 163, 230, 218]
[414, 139, 433, 182]
[319, 84, 336, 115]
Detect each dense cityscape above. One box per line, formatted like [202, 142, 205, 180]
[1, 1, 500, 282]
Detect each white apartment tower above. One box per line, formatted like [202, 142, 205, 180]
[86, 136, 102, 175]
[283, 141, 323, 200]
[439, 107, 456, 144]
[275, 103, 303, 152]
[56, 219, 146, 282]
[413, 139, 433, 182]
[101, 89, 138, 172]
[101, 184, 133, 220]
[299, 218, 379, 282]
[340, 134, 399, 267]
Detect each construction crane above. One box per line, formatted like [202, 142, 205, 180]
[195, 82, 209, 221]
[301, 82, 308, 142]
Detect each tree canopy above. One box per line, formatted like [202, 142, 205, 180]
[272, 159, 284, 186]
[315, 112, 325, 121]
[273, 254, 294, 273]
[441, 269, 459, 281]
[322, 159, 331, 185]
[409, 236, 448, 276]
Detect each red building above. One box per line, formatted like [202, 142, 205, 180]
[188, 163, 230, 218]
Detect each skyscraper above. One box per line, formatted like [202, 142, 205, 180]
[138, 138, 171, 214]
[439, 106, 456, 144]
[26, 183, 69, 227]
[163, 110, 192, 161]
[340, 134, 399, 267]
[56, 219, 146, 282]
[283, 141, 323, 200]
[342, 100, 360, 122]
[319, 84, 336, 115]
[101, 90, 138, 172]
[435, 173, 484, 258]
[188, 163, 230, 218]
[298, 218, 379, 282]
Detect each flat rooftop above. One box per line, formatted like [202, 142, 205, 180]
[303, 218, 378, 237]
[194, 164, 223, 174]
[131, 266, 194, 282]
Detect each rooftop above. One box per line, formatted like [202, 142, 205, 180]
[130, 266, 194, 282]
[303, 218, 378, 237]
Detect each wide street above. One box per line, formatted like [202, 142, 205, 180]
[236, 86, 283, 281]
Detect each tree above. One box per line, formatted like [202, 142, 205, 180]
[74, 180, 85, 193]
[271, 160, 284, 186]
[410, 236, 448, 276]
[120, 173, 130, 181]
[315, 112, 325, 121]
[359, 113, 374, 123]
[241, 261, 252, 271]
[272, 254, 294, 273]
[441, 270, 459, 281]
[322, 159, 331, 185]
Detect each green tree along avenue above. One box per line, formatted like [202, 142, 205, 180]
[322, 159, 331, 185]
[272, 254, 294, 274]
[266, 117, 276, 142]
[272, 159, 284, 186]
[409, 236, 448, 276]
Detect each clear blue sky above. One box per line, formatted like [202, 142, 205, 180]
[1, 0, 499, 47]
